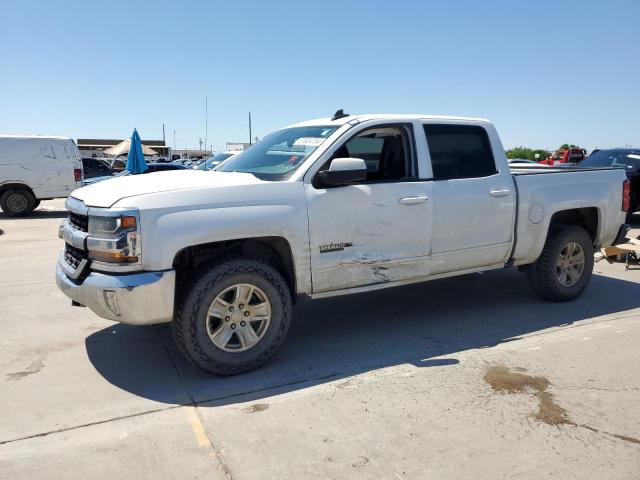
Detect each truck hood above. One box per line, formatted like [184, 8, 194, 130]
[72, 170, 263, 207]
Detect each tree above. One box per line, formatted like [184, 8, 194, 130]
[531, 149, 550, 160]
[505, 146, 550, 161]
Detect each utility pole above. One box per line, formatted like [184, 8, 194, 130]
[249, 111, 252, 146]
[162, 123, 165, 143]
[204, 96, 208, 154]
[173, 130, 176, 150]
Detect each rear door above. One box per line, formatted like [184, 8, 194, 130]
[44, 139, 82, 196]
[423, 122, 515, 274]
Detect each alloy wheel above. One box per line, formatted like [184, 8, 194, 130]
[206, 283, 272, 352]
[556, 241, 585, 287]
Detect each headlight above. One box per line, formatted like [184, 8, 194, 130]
[88, 215, 137, 237]
[87, 213, 140, 265]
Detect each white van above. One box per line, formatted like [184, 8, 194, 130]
[0, 135, 83, 216]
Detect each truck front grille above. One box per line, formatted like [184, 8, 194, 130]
[64, 243, 88, 269]
[69, 212, 88, 232]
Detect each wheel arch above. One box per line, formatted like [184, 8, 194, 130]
[515, 206, 600, 267]
[548, 207, 599, 243]
[0, 182, 35, 198]
[172, 236, 298, 302]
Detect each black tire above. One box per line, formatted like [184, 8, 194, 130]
[33, 199, 41, 209]
[527, 225, 594, 302]
[172, 257, 292, 375]
[0, 189, 36, 217]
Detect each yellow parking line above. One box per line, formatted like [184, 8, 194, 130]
[185, 406, 212, 449]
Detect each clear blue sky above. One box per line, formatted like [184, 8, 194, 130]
[1, 0, 638, 152]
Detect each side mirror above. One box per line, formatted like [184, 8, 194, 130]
[318, 158, 367, 187]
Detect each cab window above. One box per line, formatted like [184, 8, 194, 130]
[424, 124, 497, 180]
[322, 125, 415, 182]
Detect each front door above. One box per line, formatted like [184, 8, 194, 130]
[305, 123, 433, 293]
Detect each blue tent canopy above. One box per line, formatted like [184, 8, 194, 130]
[125, 129, 148, 175]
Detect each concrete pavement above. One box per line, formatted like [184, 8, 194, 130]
[1, 200, 639, 479]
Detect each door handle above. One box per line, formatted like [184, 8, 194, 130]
[489, 189, 512, 197]
[399, 195, 429, 205]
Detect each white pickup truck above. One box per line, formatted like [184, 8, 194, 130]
[56, 113, 631, 375]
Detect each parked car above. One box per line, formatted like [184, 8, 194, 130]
[57, 113, 629, 376]
[90, 157, 127, 173]
[508, 158, 536, 164]
[539, 147, 587, 166]
[578, 148, 640, 221]
[82, 158, 113, 179]
[83, 162, 189, 185]
[197, 152, 238, 170]
[108, 158, 127, 173]
[172, 159, 191, 166]
[0, 135, 82, 216]
[187, 159, 206, 168]
[507, 158, 549, 167]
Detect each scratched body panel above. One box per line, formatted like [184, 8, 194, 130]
[306, 181, 433, 292]
[0, 136, 82, 199]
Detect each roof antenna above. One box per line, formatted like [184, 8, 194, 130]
[331, 109, 349, 121]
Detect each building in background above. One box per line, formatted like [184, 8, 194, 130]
[226, 142, 251, 152]
[170, 149, 213, 161]
[77, 139, 170, 159]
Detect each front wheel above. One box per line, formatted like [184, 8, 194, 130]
[527, 225, 594, 302]
[172, 258, 292, 375]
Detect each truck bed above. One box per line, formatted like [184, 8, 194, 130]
[509, 165, 628, 265]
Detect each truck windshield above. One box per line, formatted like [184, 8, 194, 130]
[217, 126, 338, 180]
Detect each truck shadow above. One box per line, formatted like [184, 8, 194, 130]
[0, 210, 67, 219]
[85, 268, 640, 407]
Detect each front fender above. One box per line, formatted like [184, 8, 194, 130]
[139, 204, 311, 293]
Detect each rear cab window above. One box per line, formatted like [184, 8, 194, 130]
[423, 124, 497, 180]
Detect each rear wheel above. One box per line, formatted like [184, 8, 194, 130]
[527, 225, 594, 302]
[172, 257, 292, 375]
[0, 189, 36, 217]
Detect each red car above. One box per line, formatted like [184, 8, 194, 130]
[539, 147, 587, 166]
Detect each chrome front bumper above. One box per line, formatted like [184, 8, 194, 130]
[56, 255, 176, 325]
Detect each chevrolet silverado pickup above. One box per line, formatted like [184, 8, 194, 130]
[56, 113, 631, 375]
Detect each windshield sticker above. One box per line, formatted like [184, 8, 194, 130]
[293, 137, 325, 147]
